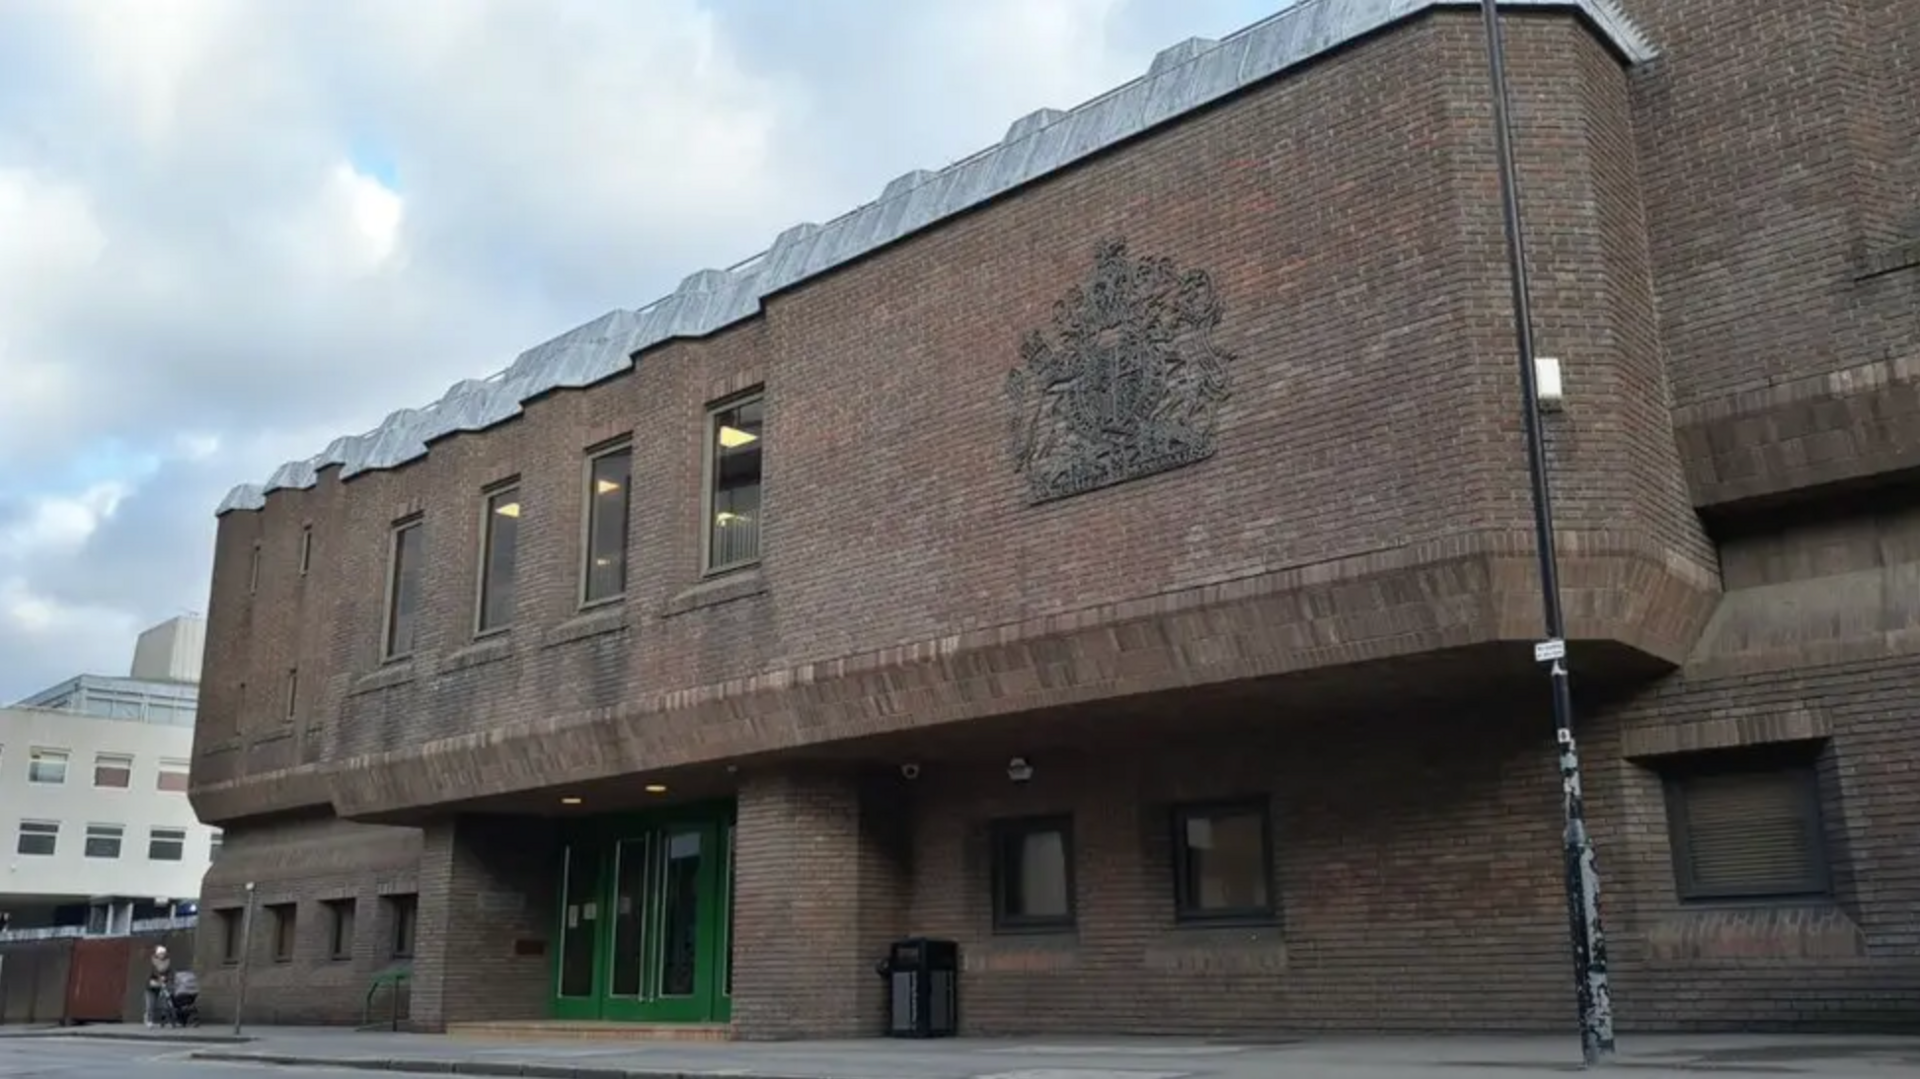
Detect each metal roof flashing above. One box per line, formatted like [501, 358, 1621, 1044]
[214, 0, 1654, 518]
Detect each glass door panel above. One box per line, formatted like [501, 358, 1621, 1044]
[557, 806, 736, 1025]
[609, 835, 651, 999]
[721, 823, 735, 1001]
[552, 842, 604, 1018]
[656, 828, 705, 998]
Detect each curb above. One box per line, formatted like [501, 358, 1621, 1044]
[4, 1028, 253, 1046]
[191, 1050, 820, 1079]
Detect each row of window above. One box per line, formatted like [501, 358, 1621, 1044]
[214, 894, 417, 965]
[2, 748, 191, 791]
[26, 689, 197, 728]
[989, 758, 1834, 932]
[244, 390, 766, 663]
[14, 821, 215, 862]
[991, 800, 1277, 932]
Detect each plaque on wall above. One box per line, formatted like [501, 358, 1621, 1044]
[1006, 238, 1236, 504]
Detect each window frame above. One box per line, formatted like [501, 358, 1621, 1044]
[324, 898, 356, 961]
[92, 752, 134, 789]
[382, 516, 425, 661]
[474, 482, 522, 637]
[269, 903, 297, 963]
[988, 814, 1078, 934]
[15, 820, 59, 857]
[579, 441, 635, 609]
[387, 893, 419, 959]
[219, 909, 244, 965]
[701, 389, 765, 577]
[28, 748, 68, 785]
[147, 826, 188, 862]
[1663, 753, 1832, 904]
[1170, 797, 1279, 925]
[157, 758, 190, 793]
[84, 823, 125, 859]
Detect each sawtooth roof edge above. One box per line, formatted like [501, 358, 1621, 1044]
[216, 0, 1655, 517]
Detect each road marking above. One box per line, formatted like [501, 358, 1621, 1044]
[973, 1070, 1195, 1079]
[987, 1046, 1248, 1057]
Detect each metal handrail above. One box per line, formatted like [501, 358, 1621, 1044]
[358, 967, 412, 1032]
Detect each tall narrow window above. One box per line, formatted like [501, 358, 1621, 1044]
[384, 519, 425, 659]
[218, 909, 244, 964]
[478, 486, 521, 633]
[387, 893, 418, 958]
[298, 525, 313, 577]
[284, 668, 299, 722]
[706, 393, 764, 572]
[583, 446, 632, 605]
[325, 899, 355, 960]
[248, 543, 261, 594]
[269, 904, 297, 963]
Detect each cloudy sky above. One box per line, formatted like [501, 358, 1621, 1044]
[0, 0, 1282, 701]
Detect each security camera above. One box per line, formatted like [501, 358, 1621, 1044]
[899, 763, 921, 781]
[1007, 757, 1034, 784]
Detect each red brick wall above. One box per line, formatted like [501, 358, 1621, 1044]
[905, 703, 1573, 1034]
[731, 772, 910, 1039]
[196, 816, 422, 1026]
[185, 2, 1920, 1039]
[192, 10, 1712, 826]
[1625, 0, 1919, 406]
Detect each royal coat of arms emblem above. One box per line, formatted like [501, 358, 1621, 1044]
[1005, 238, 1235, 504]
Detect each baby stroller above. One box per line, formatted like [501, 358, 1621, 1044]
[155, 970, 200, 1027]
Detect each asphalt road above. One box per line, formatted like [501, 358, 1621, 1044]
[0, 1037, 334, 1078]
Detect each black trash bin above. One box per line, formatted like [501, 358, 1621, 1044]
[877, 937, 958, 1038]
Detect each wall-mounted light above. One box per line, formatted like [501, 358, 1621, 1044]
[1535, 356, 1565, 412]
[1006, 757, 1034, 784]
[644, 784, 668, 794]
[560, 796, 583, 806]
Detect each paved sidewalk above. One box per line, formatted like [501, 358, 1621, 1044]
[14, 1025, 1920, 1077]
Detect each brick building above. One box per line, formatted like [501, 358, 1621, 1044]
[190, 0, 1920, 1038]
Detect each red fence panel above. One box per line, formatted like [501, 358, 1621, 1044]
[64, 937, 133, 1023]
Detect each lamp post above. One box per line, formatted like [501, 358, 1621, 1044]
[232, 882, 257, 1036]
[1475, 0, 1616, 1066]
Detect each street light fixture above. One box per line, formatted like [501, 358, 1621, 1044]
[1475, 0, 1616, 1066]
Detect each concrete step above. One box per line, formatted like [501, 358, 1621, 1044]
[445, 1020, 732, 1043]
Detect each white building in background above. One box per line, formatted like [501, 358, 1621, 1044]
[0, 616, 216, 935]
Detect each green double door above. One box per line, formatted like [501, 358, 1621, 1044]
[551, 803, 735, 1024]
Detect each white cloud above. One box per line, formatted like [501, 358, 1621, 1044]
[0, 0, 1281, 698]
[0, 168, 109, 454]
[0, 575, 141, 681]
[0, 482, 130, 562]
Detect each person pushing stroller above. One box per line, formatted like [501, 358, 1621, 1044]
[142, 945, 200, 1027]
[143, 945, 171, 1028]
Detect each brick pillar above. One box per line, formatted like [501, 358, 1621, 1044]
[731, 769, 911, 1040]
[410, 815, 559, 1031]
